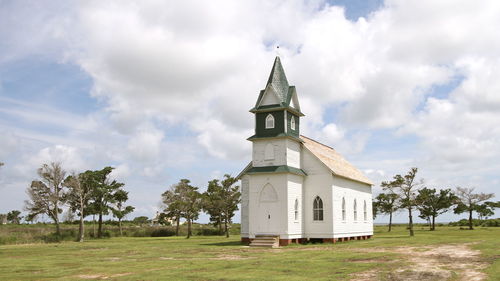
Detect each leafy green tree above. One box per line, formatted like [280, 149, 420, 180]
[25, 162, 66, 235]
[176, 179, 202, 239]
[64, 171, 94, 242]
[373, 192, 399, 232]
[161, 185, 184, 235]
[203, 179, 225, 235]
[219, 175, 240, 238]
[203, 175, 240, 237]
[415, 188, 456, 231]
[111, 189, 135, 236]
[157, 212, 172, 226]
[476, 201, 499, 220]
[382, 167, 423, 236]
[87, 167, 123, 238]
[7, 210, 22, 224]
[132, 216, 149, 226]
[454, 187, 494, 230]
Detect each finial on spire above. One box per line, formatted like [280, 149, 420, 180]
[276, 45, 280, 57]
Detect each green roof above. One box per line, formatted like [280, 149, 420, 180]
[252, 57, 303, 115]
[244, 165, 307, 177]
[247, 133, 303, 142]
[265, 56, 289, 103]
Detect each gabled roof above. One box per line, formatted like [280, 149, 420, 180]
[252, 57, 303, 115]
[300, 135, 373, 185]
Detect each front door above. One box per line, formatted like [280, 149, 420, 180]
[258, 184, 280, 234]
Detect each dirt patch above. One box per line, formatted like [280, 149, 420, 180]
[351, 243, 488, 281]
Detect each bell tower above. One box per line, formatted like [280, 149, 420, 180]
[240, 56, 307, 244]
[247, 56, 305, 173]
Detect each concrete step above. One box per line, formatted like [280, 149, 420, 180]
[249, 235, 280, 248]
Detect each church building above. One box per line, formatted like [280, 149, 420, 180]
[238, 57, 374, 246]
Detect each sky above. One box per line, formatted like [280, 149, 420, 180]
[0, 0, 499, 224]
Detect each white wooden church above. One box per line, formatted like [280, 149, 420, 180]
[238, 57, 374, 246]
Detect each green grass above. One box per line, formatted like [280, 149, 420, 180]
[0, 226, 498, 280]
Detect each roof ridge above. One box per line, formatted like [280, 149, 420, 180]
[300, 135, 337, 152]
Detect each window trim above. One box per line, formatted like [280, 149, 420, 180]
[290, 116, 296, 130]
[363, 200, 367, 221]
[294, 198, 299, 222]
[354, 199, 358, 222]
[342, 197, 346, 221]
[265, 114, 275, 129]
[313, 196, 324, 221]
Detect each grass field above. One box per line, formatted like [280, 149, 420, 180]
[0, 225, 498, 281]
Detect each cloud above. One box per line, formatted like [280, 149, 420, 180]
[1, 0, 500, 219]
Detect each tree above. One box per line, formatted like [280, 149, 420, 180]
[219, 175, 240, 238]
[64, 171, 93, 242]
[373, 192, 399, 232]
[176, 179, 202, 238]
[161, 185, 184, 236]
[25, 162, 66, 235]
[476, 201, 499, 220]
[7, 210, 22, 224]
[415, 188, 456, 231]
[111, 189, 135, 236]
[202, 175, 240, 238]
[87, 167, 123, 238]
[381, 167, 423, 236]
[132, 216, 149, 226]
[454, 187, 494, 230]
[203, 179, 225, 235]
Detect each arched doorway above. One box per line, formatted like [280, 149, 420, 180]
[258, 183, 280, 234]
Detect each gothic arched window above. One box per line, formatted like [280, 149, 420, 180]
[354, 199, 358, 221]
[342, 197, 346, 221]
[294, 199, 299, 221]
[290, 116, 296, 130]
[313, 196, 323, 221]
[265, 114, 275, 129]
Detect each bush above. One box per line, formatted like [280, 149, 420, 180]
[449, 218, 500, 227]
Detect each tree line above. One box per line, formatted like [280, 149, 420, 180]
[23, 162, 134, 242]
[374, 167, 498, 235]
[1, 161, 242, 241]
[160, 174, 241, 238]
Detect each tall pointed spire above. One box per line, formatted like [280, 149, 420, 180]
[266, 56, 289, 104]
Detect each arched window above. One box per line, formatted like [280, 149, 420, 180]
[354, 199, 357, 221]
[265, 114, 275, 129]
[313, 196, 323, 221]
[363, 200, 367, 221]
[294, 199, 299, 221]
[290, 116, 296, 130]
[264, 143, 274, 160]
[342, 197, 346, 221]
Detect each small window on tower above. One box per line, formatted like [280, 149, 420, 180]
[265, 114, 275, 129]
[290, 116, 296, 130]
[264, 143, 274, 160]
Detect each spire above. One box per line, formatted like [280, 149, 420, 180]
[266, 56, 290, 104]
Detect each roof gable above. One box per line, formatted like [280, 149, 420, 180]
[300, 135, 373, 185]
[253, 57, 303, 116]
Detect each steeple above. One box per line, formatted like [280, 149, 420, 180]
[251, 56, 303, 116]
[248, 56, 304, 141]
[265, 56, 290, 104]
